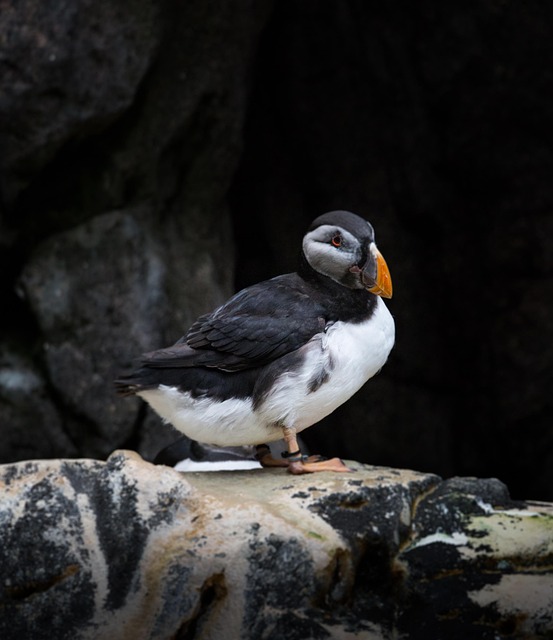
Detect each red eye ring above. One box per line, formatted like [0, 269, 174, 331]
[331, 234, 342, 247]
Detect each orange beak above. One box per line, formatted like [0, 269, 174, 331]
[367, 249, 393, 299]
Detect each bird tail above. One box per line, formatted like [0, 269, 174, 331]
[114, 365, 161, 397]
[114, 362, 187, 397]
[113, 377, 142, 397]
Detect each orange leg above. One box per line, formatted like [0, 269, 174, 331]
[282, 427, 351, 475]
[256, 444, 331, 468]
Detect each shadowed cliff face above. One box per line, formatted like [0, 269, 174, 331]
[0, 0, 272, 461]
[1, 2, 552, 499]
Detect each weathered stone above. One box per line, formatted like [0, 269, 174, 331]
[0, 0, 272, 464]
[397, 477, 553, 638]
[0, 344, 76, 462]
[18, 208, 231, 459]
[0, 0, 161, 205]
[0, 450, 551, 639]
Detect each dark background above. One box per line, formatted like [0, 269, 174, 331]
[1, 1, 552, 500]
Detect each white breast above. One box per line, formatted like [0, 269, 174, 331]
[139, 297, 395, 447]
[258, 296, 395, 432]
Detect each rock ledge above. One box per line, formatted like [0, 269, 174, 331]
[0, 450, 551, 639]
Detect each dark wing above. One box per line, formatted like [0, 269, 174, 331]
[140, 274, 327, 372]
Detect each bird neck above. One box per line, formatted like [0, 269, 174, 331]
[297, 252, 378, 322]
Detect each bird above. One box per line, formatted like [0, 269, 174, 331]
[115, 210, 395, 474]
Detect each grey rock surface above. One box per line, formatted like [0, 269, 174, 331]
[18, 207, 231, 458]
[0, 345, 75, 461]
[0, 0, 272, 463]
[0, 0, 161, 205]
[0, 450, 551, 639]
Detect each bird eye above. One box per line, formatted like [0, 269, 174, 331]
[331, 234, 342, 247]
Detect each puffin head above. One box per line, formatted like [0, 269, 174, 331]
[302, 210, 392, 298]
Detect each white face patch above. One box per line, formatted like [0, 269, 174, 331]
[302, 225, 362, 285]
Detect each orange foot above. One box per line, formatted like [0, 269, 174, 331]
[287, 457, 351, 475]
[255, 445, 350, 474]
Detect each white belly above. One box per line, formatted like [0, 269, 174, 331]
[139, 298, 395, 446]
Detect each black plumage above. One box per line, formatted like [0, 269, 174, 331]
[115, 273, 376, 401]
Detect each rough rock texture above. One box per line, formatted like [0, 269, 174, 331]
[0, 0, 272, 462]
[0, 347, 75, 461]
[17, 207, 233, 456]
[398, 478, 553, 638]
[1, 450, 552, 639]
[0, 0, 161, 205]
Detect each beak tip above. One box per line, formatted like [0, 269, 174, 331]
[368, 283, 393, 299]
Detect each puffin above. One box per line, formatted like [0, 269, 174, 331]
[115, 210, 395, 474]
